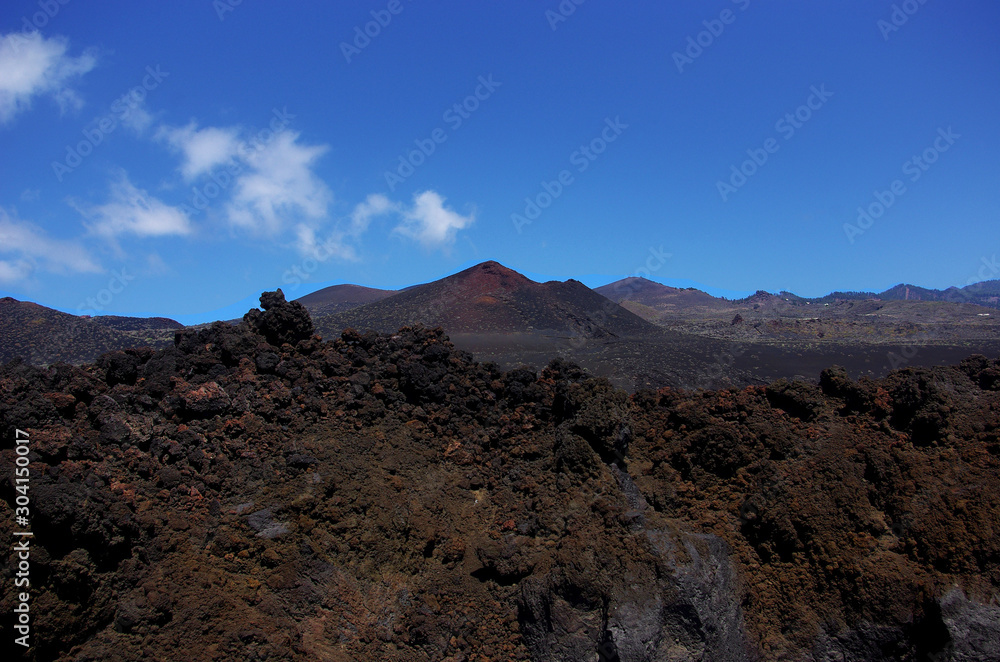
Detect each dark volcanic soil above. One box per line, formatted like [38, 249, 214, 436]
[0, 298, 177, 367]
[2, 291, 999, 661]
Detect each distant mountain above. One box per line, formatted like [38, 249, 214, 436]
[879, 283, 949, 302]
[805, 280, 1000, 308]
[295, 284, 397, 316]
[314, 261, 656, 339]
[309, 262, 748, 390]
[597, 279, 816, 313]
[966, 279, 1000, 297]
[0, 297, 178, 366]
[5, 268, 998, 389]
[809, 281, 983, 306]
[596, 277, 723, 308]
[599, 277, 1000, 315]
[89, 315, 184, 332]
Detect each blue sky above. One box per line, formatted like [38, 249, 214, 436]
[1, 0, 998, 323]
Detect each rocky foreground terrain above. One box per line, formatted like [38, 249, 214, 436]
[2, 291, 999, 661]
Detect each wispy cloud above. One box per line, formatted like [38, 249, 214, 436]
[153, 116, 338, 256]
[293, 194, 396, 261]
[120, 97, 154, 134]
[150, 113, 469, 262]
[292, 223, 359, 262]
[157, 122, 241, 180]
[351, 193, 395, 234]
[225, 130, 332, 235]
[142, 251, 171, 276]
[77, 173, 193, 241]
[0, 260, 30, 283]
[0, 31, 97, 124]
[392, 190, 475, 250]
[0, 206, 101, 283]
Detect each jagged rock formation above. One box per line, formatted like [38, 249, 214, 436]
[243, 288, 315, 347]
[1, 292, 998, 661]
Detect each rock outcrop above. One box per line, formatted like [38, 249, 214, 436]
[1, 293, 998, 660]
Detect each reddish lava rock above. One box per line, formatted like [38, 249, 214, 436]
[179, 381, 231, 417]
[0, 292, 998, 661]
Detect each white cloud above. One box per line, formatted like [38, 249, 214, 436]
[293, 223, 357, 262]
[143, 252, 171, 276]
[293, 194, 397, 262]
[79, 174, 193, 240]
[157, 122, 240, 180]
[0, 207, 102, 283]
[293, 224, 322, 257]
[0, 259, 32, 283]
[225, 130, 332, 235]
[119, 98, 154, 134]
[350, 193, 396, 234]
[291, 190, 473, 261]
[146, 115, 471, 263]
[152, 117, 337, 256]
[0, 31, 97, 124]
[392, 190, 474, 250]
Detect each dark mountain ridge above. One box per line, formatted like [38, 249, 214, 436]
[5, 264, 999, 390]
[294, 284, 396, 316]
[0, 297, 178, 366]
[598, 277, 1000, 310]
[312, 260, 657, 338]
[304, 261, 741, 390]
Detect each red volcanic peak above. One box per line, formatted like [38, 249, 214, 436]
[312, 260, 657, 337]
[447, 260, 535, 295]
